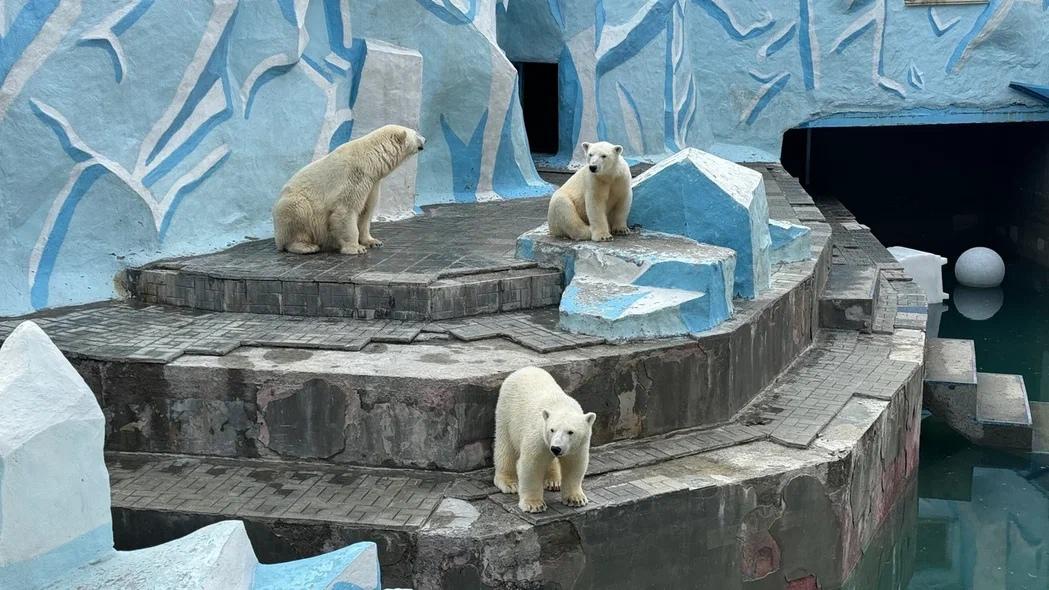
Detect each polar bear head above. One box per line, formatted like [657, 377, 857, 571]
[581, 141, 623, 177]
[541, 408, 597, 457]
[393, 125, 426, 154]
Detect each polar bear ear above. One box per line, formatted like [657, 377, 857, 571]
[584, 412, 596, 426]
[541, 409, 550, 421]
[396, 128, 409, 145]
[581, 142, 591, 153]
[613, 145, 623, 155]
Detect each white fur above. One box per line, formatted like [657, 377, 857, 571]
[272, 124, 425, 254]
[547, 141, 632, 242]
[493, 366, 597, 513]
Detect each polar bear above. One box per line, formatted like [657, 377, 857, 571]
[493, 366, 597, 513]
[547, 141, 632, 242]
[272, 124, 425, 255]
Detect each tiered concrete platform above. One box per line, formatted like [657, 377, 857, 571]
[0, 165, 929, 589]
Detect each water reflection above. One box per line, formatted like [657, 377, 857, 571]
[846, 419, 1049, 589]
[953, 287, 1004, 321]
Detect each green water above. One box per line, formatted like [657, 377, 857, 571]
[846, 258, 1049, 589]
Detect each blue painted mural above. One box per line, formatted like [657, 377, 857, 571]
[2, 0, 1048, 315]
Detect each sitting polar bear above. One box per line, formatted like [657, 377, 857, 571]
[548, 141, 632, 241]
[272, 124, 425, 254]
[493, 366, 596, 513]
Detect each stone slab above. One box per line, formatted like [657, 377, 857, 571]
[819, 265, 879, 331]
[976, 372, 1033, 450]
[925, 338, 978, 387]
[1031, 401, 1049, 453]
[976, 372, 1031, 427]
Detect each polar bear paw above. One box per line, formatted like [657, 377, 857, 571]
[591, 231, 613, 242]
[611, 226, 631, 236]
[519, 498, 547, 513]
[340, 244, 368, 255]
[544, 478, 561, 492]
[562, 490, 588, 507]
[494, 475, 518, 494]
[361, 236, 383, 248]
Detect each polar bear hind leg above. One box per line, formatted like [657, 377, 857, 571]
[493, 420, 519, 493]
[549, 197, 592, 241]
[330, 205, 367, 255]
[274, 196, 321, 254]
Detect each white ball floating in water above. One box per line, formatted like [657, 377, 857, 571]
[954, 247, 1005, 288]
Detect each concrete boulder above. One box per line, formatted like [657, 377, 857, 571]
[629, 149, 773, 298]
[0, 321, 385, 590]
[517, 226, 736, 339]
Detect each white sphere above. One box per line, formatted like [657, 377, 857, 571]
[955, 247, 1005, 288]
[953, 286, 1004, 321]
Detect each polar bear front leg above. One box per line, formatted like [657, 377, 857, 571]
[585, 187, 612, 242]
[544, 459, 562, 491]
[517, 455, 550, 513]
[358, 184, 382, 248]
[559, 452, 589, 507]
[330, 207, 367, 255]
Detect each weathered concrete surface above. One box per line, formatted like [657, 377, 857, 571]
[976, 372, 1033, 450]
[769, 219, 812, 265]
[412, 367, 923, 589]
[820, 265, 879, 331]
[84, 247, 826, 471]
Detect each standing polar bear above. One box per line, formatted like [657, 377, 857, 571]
[548, 141, 632, 241]
[494, 366, 596, 513]
[273, 124, 425, 254]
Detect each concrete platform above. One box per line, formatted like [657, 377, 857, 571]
[2, 164, 930, 588]
[127, 199, 559, 321]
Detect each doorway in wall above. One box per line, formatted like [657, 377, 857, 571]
[515, 62, 559, 155]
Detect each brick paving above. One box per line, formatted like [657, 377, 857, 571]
[0, 302, 615, 360]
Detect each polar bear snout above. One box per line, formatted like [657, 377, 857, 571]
[416, 134, 426, 152]
[550, 445, 562, 456]
[588, 165, 597, 173]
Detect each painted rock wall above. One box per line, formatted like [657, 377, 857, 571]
[0, 0, 547, 315]
[500, 0, 1049, 165]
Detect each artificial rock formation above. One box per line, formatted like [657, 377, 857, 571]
[517, 225, 735, 340]
[629, 148, 774, 299]
[0, 321, 382, 590]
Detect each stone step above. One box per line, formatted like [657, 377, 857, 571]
[128, 263, 562, 321]
[975, 372, 1033, 449]
[819, 264, 879, 331]
[1032, 401, 1049, 453]
[126, 197, 558, 321]
[922, 338, 979, 440]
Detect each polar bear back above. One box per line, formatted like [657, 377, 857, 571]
[496, 367, 583, 447]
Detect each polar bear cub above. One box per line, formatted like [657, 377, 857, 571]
[273, 124, 425, 255]
[494, 366, 596, 513]
[548, 141, 632, 242]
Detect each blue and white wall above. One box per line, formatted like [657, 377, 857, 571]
[3, 0, 1049, 315]
[500, 0, 1049, 164]
[0, 0, 546, 315]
